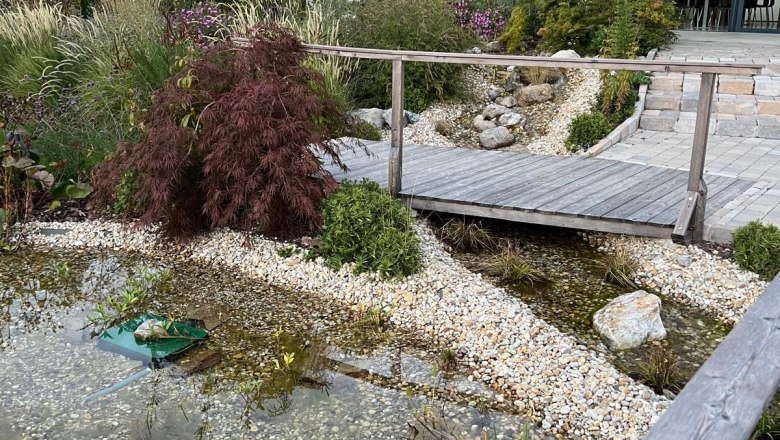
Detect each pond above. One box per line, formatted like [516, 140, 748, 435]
[0, 250, 535, 440]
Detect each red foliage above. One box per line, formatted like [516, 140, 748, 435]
[92, 24, 355, 239]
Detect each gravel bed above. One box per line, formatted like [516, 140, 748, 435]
[18, 221, 669, 439]
[596, 235, 767, 325]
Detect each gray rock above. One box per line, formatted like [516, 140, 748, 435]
[496, 96, 517, 108]
[406, 111, 421, 124]
[504, 78, 523, 93]
[482, 103, 509, 120]
[498, 112, 526, 127]
[479, 126, 514, 149]
[593, 290, 667, 350]
[676, 255, 692, 267]
[466, 46, 482, 54]
[515, 83, 554, 106]
[381, 109, 419, 128]
[485, 40, 504, 53]
[487, 86, 505, 101]
[350, 108, 385, 129]
[472, 115, 497, 132]
[550, 49, 581, 59]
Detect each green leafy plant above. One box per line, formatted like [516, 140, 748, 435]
[483, 245, 548, 285]
[437, 348, 458, 373]
[498, 5, 527, 53]
[438, 218, 497, 252]
[350, 120, 382, 142]
[565, 111, 611, 153]
[634, 347, 683, 394]
[732, 221, 780, 280]
[341, 0, 475, 112]
[87, 268, 170, 331]
[276, 246, 298, 258]
[317, 179, 421, 278]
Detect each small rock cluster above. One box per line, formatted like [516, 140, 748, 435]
[350, 107, 421, 130]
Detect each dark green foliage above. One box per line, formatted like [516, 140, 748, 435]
[438, 218, 497, 252]
[752, 410, 780, 440]
[483, 245, 547, 285]
[317, 180, 421, 278]
[498, 5, 528, 53]
[732, 221, 780, 280]
[634, 347, 683, 394]
[565, 111, 611, 153]
[340, 0, 475, 112]
[350, 121, 382, 142]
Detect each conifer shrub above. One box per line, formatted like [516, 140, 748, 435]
[316, 179, 421, 279]
[91, 23, 355, 239]
[732, 221, 780, 280]
[565, 111, 611, 153]
[340, 0, 475, 113]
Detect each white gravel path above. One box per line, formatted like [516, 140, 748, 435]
[19, 220, 669, 439]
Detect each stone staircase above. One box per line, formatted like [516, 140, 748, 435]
[639, 67, 780, 139]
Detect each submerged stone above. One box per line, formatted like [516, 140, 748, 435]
[592, 290, 667, 350]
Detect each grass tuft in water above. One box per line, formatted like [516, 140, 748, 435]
[438, 219, 497, 252]
[483, 245, 547, 285]
[596, 246, 638, 289]
[753, 410, 780, 439]
[437, 348, 458, 373]
[634, 347, 683, 394]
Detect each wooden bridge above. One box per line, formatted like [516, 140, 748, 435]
[327, 141, 755, 238]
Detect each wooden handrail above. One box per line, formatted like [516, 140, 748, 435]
[646, 274, 780, 439]
[234, 38, 765, 241]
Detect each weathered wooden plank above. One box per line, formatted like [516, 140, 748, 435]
[630, 176, 726, 224]
[337, 144, 453, 181]
[403, 150, 498, 194]
[601, 172, 690, 221]
[703, 179, 754, 219]
[407, 197, 672, 237]
[552, 164, 669, 215]
[496, 159, 618, 208]
[654, 176, 751, 225]
[280, 42, 764, 76]
[579, 168, 683, 218]
[646, 275, 780, 440]
[388, 58, 404, 197]
[465, 156, 590, 206]
[427, 153, 551, 201]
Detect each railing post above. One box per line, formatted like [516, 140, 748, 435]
[673, 72, 715, 244]
[388, 58, 404, 198]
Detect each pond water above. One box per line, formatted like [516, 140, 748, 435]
[432, 217, 732, 394]
[0, 250, 535, 440]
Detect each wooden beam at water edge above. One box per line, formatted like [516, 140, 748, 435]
[388, 59, 404, 197]
[646, 274, 780, 439]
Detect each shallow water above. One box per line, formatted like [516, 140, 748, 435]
[0, 250, 535, 440]
[434, 218, 732, 393]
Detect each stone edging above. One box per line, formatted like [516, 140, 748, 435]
[586, 48, 658, 157]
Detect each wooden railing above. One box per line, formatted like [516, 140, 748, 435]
[646, 273, 780, 439]
[234, 40, 763, 243]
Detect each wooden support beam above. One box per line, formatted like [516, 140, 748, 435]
[646, 274, 780, 439]
[388, 58, 404, 198]
[673, 72, 716, 244]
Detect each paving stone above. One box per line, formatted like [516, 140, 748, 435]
[680, 92, 699, 111]
[639, 113, 676, 131]
[757, 123, 780, 139]
[717, 78, 755, 95]
[716, 120, 757, 137]
[649, 76, 683, 91]
[755, 79, 780, 97]
[758, 101, 780, 115]
[645, 93, 680, 110]
[715, 100, 757, 115]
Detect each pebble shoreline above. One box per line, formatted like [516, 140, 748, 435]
[20, 220, 668, 439]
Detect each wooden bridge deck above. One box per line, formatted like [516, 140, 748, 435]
[326, 141, 754, 237]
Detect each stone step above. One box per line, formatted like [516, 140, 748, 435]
[644, 91, 780, 116]
[639, 110, 780, 138]
[648, 72, 780, 97]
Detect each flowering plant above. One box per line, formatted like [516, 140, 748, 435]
[451, 1, 506, 41]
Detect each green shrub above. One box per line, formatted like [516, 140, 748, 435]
[350, 121, 382, 142]
[318, 179, 421, 278]
[340, 0, 475, 112]
[732, 221, 780, 280]
[565, 111, 611, 153]
[498, 5, 527, 53]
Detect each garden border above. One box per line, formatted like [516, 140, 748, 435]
[586, 48, 658, 157]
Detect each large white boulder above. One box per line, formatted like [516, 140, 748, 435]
[593, 290, 667, 350]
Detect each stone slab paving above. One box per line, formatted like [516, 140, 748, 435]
[599, 129, 780, 242]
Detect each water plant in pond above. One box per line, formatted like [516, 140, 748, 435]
[438, 218, 497, 252]
[87, 268, 170, 332]
[595, 245, 638, 288]
[633, 347, 683, 394]
[357, 305, 393, 332]
[483, 245, 547, 285]
[438, 348, 459, 373]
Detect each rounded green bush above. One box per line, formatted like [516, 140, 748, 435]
[565, 111, 611, 153]
[732, 220, 780, 280]
[340, 0, 475, 113]
[317, 179, 421, 278]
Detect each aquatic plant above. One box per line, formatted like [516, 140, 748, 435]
[88, 268, 170, 332]
[91, 23, 353, 239]
[634, 347, 683, 394]
[358, 305, 393, 332]
[438, 348, 458, 373]
[483, 245, 547, 285]
[438, 218, 497, 252]
[732, 221, 780, 280]
[596, 246, 638, 288]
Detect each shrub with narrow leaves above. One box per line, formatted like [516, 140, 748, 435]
[316, 180, 421, 279]
[92, 23, 354, 239]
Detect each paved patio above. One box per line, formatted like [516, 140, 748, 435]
[598, 32, 780, 242]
